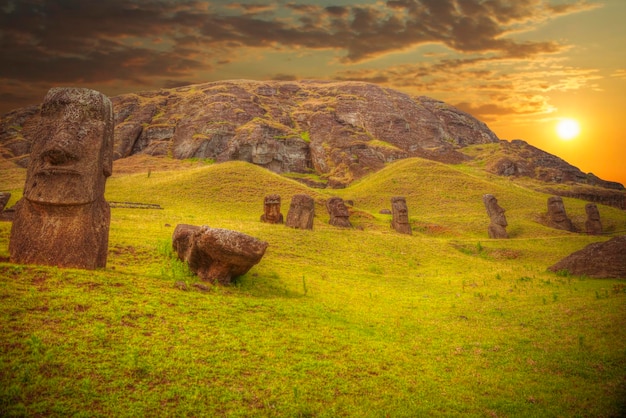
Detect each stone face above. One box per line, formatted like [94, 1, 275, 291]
[326, 196, 352, 228]
[391, 196, 412, 235]
[285, 194, 315, 230]
[260, 194, 284, 224]
[483, 194, 508, 239]
[548, 235, 626, 278]
[173, 224, 269, 285]
[9, 87, 114, 269]
[546, 196, 576, 232]
[585, 203, 602, 235]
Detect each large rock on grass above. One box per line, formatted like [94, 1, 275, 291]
[548, 236, 626, 278]
[173, 224, 268, 285]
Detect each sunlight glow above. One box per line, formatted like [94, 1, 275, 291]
[556, 118, 581, 140]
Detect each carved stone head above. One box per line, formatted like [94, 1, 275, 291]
[483, 194, 507, 227]
[24, 87, 113, 206]
[261, 194, 283, 224]
[391, 196, 412, 235]
[547, 196, 568, 223]
[585, 203, 600, 221]
[326, 196, 351, 228]
[285, 194, 315, 230]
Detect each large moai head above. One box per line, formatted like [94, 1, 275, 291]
[483, 194, 508, 238]
[260, 194, 283, 224]
[585, 203, 602, 235]
[24, 87, 113, 206]
[546, 196, 575, 232]
[9, 87, 114, 269]
[391, 196, 412, 235]
[326, 196, 352, 228]
[285, 194, 315, 230]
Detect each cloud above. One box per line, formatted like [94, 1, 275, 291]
[0, 0, 604, 113]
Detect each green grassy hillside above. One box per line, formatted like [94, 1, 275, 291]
[1, 157, 625, 417]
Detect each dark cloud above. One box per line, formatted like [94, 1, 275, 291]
[0, 0, 597, 113]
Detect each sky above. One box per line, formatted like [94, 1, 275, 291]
[1, 0, 625, 185]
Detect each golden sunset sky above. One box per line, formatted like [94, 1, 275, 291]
[1, 0, 624, 185]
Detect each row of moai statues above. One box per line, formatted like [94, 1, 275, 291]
[261, 194, 413, 234]
[483, 194, 603, 238]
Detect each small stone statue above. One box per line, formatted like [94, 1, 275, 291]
[285, 194, 315, 230]
[391, 196, 412, 235]
[585, 203, 602, 235]
[326, 196, 352, 228]
[546, 196, 576, 232]
[9, 87, 114, 269]
[260, 194, 283, 224]
[482, 194, 508, 239]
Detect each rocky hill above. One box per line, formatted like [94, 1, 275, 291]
[0, 79, 624, 207]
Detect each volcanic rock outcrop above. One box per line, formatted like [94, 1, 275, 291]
[173, 224, 269, 285]
[548, 235, 626, 278]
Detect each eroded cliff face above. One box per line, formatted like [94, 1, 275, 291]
[1, 80, 499, 187]
[1, 79, 623, 207]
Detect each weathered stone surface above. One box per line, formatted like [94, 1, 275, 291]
[391, 196, 412, 235]
[260, 194, 283, 224]
[585, 203, 603, 235]
[326, 196, 352, 228]
[172, 224, 268, 285]
[285, 194, 315, 230]
[548, 235, 626, 278]
[483, 194, 508, 239]
[0, 192, 10, 212]
[9, 87, 113, 269]
[546, 196, 576, 232]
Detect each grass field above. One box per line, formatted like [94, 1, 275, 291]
[1, 156, 625, 417]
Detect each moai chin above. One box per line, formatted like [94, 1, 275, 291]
[482, 194, 508, 239]
[546, 196, 576, 232]
[260, 194, 283, 224]
[326, 196, 352, 228]
[391, 196, 412, 235]
[9, 87, 114, 269]
[285, 194, 315, 230]
[585, 203, 602, 235]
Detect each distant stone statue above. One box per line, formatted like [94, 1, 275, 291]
[391, 196, 412, 235]
[546, 196, 576, 232]
[482, 194, 508, 238]
[585, 203, 602, 235]
[9, 87, 114, 269]
[260, 194, 283, 224]
[285, 194, 315, 230]
[173, 224, 268, 285]
[326, 196, 352, 228]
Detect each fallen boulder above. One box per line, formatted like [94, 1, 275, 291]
[548, 235, 626, 278]
[172, 224, 269, 285]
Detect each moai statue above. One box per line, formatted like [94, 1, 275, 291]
[326, 196, 352, 228]
[546, 196, 576, 232]
[585, 203, 602, 235]
[285, 194, 315, 230]
[9, 87, 114, 269]
[482, 194, 508, 239]
[391, 196, 412, 235]
[260, 194, 283, 224]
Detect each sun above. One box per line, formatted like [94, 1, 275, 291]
[556, 118, 581, 140]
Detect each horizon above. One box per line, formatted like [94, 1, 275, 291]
[1, 0, 624, 185]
